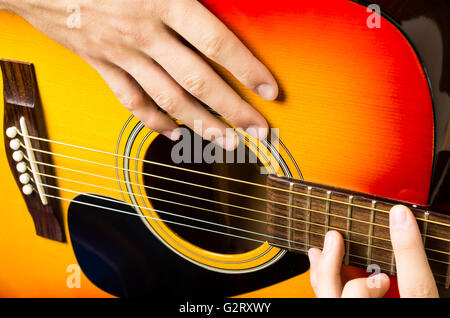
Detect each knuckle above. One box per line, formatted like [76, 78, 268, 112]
[117, 23, 149, 47]
[223, 108, 240, 123]
[103, 48, 123, 63]
[201, 33, 225, 60]
[157, 4, 172, 22]
[161, 0, 189, 24]
[142, 113, 158, 129]
[182, 74, 207, 98]
[153, 92, 177, 113]
[89, 33, 111, 54]
[118, 92, 144, 111]
[221, 101, 247, 124]
[236, 66, 254, 85]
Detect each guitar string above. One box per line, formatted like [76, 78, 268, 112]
[18, 142, 450, 232]
[38, 191, 450, 281]
[29, 166, 450, 257]
[22, 154, 450, 246]
[15, 131, 449, 227]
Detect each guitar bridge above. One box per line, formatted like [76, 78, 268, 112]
[1, 60, 65, 242]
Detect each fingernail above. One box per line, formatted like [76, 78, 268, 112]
[323, 232, 334, 253]
[161, 129, 181, 142]
[390, 205, 407, 228]
[245, 125, 268, 140]
[256, 84, 277, 101]
[215, 135, 239, 151]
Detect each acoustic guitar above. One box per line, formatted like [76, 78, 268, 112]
[1, 0, 449, 297]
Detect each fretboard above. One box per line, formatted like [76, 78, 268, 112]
[265, 174, 450, 289]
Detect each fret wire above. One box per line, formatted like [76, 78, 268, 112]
[422, 211, 430, 247]
[390, 251, 395, 276]
[288, 182, 294, 250]
[367, 201, 376, 266]
[19, 138, 450, 229]
[389, 206, 398, 276]
[305, 187, 312, 252]
[324, 191, 331, 234]
[344, 196, 353, 266]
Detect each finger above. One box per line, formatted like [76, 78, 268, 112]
[92, 61, 181, 141]
[144, 31, 269, 140]
[314, 231, 345, 297]
[308, 247, 322, 291]
[389, 205, 439, 298]
[161, 0, 278, 100]
[341, 274, 390, 298]
[114, 50, 240, 150]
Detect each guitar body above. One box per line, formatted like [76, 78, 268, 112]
[0, 0, 443, 297]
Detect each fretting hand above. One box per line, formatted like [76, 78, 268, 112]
[308, 205, 439, 298]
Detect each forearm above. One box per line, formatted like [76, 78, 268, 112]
[0, 0, 12, 11]
[0, 0, 22, 12]
[0, 0, 31, 15]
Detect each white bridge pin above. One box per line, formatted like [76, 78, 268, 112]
[19, 173, 31, 185]
[22, 184, 33, 196]
[16, 162, 27, 173]
[18, 116, 48, 206]
[6, 126, 17, 138]
[9, 138, 20, 151]
[12, 150, 24, 162]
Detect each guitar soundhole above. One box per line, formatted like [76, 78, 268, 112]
[143, 127, 268, 254]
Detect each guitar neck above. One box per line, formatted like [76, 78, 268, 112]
[265, 174, 450, 288]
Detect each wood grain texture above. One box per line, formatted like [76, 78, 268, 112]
[266, 174, 450, 289]
[1, 60, 65, 242]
